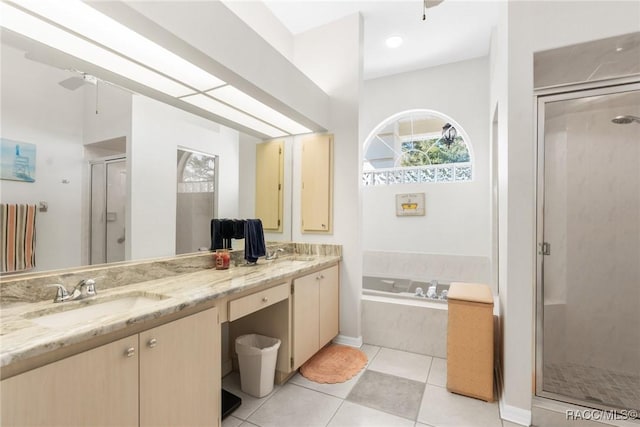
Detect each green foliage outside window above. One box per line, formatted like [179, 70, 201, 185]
[400, 136, 470, 167]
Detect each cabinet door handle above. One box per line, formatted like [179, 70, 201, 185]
[315, 275, 321, 280]
[148, 338, 158, 348]
[320, 274, 325, 279]
[125, 347, 135, 357]
[262, 297, 268, 302]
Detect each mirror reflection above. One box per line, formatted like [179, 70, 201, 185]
[0, 38, 292, 274]
[176, 149, 216, 256]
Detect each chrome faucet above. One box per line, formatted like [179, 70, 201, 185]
[47, 279, 97, 303]
[265, 248, 285, 260]
[74, 278, 97, 299]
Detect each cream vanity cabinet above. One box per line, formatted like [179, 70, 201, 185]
[301, 134, 333, 233]
[292, 264, 340, 369]
[1, 307, 219, 427]
[1, 335, 139, 426]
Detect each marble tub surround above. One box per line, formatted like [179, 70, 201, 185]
[362, 295, 448, 358]
[0, 248, 341, 370]
[363, 251, 491, 292]
[0, 242, 339, 306]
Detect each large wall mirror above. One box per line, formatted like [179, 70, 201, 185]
[0, 35, 294, 274]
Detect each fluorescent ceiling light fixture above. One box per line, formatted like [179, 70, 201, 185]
[12, 0, 225, 93]
[0, 2, 192, 97]
[385, 35, 403, 48]
[182, 94, 288, 138]
[208, 86, 312, 135]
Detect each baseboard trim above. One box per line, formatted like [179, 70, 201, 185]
[500, 401, 532, 426]
[333, 334, 363, 348]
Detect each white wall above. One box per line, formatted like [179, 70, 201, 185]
[83, 83, 132, 147]
[361, 57, 490, 258]
[491, 1, 640, 423]
[130, 96, 239, 260]
[221, 0, 294, 62]
[237, 133, 258, 221]
[292, 13, 364, 342]
[0, 43, 85, 272]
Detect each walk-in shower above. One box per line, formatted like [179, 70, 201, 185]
[536, 84, 640, 414]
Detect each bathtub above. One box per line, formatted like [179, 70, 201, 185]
[362, 276, 450, 302]
[361, 275, 449, 358]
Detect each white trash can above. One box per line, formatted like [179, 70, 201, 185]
[235, 334, 281, 398]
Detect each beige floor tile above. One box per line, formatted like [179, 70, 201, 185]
[360, 343, 381, 365]
[503, 421, 527, 427]
[427, 357, 447, 388]
[247, 383, 342, 427]
[289, 369, 361, 399]
[417, 384, 502, 427]
[327, 401, 415, 427]
[222, 415, 243, 427]
[367, 347, 433, 382]
[222, 372, 279, 420]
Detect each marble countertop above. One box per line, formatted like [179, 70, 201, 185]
[0, 255, 340, 369]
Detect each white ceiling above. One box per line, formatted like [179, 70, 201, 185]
[264, 0, 500, 80]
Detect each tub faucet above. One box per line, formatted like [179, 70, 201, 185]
[266, 248, 285, 260]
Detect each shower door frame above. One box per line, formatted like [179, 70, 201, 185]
[535, 79, 640, 411]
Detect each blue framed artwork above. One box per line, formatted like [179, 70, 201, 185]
[1, 138, 36, 182]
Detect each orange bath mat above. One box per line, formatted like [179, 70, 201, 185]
[300, 344, 368, 384]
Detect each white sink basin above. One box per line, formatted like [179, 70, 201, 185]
[26, 293, 167, 329]
[275, 259, 308, 267]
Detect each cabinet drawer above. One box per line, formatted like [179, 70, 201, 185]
[229, 283, 289, 322]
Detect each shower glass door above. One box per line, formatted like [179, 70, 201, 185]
[90, 158, 126, 264]
[537, 84, 640, 412]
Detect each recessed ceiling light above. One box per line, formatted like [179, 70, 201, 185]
[616, 47, 624, 52]
[386, 35, 403, 49]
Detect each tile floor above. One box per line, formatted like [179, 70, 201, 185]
[222, 345, 507, 427]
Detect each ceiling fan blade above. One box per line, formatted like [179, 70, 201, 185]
[58, 76, 86, 91]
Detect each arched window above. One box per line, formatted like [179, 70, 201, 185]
[363, 110, 473, 186]
[177, 149, 216, 193]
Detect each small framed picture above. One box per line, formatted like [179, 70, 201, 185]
[1, 138, 36, 182]
[396, 193, 425, 216]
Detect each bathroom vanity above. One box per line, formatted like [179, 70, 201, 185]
[0, 247, 341, 426]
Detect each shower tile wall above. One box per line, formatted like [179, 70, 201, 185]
[363, 251, 491, 289]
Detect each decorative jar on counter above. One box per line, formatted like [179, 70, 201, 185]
[214, 249, 230, 270]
